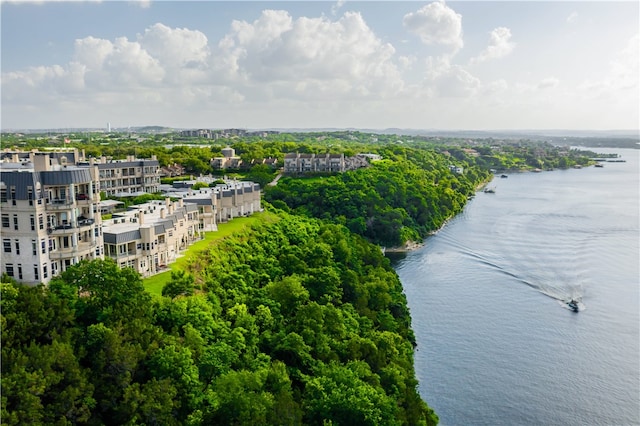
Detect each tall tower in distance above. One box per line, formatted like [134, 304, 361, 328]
[107, 122, 111, 133]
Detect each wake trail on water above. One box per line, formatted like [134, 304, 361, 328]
[435, 229, 587, 305]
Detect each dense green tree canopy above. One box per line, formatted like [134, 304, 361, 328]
[2, 212, 438, 425]
[266, 146, 490, 247]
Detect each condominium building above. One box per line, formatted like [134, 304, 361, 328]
[95, 155, 161, 196]
[180, 181, 262, 228]
[283, 153, 345, 174]
[0, 153, 103, 285]
[1, 149, 261, 285]
[1, 149, 162, 197]
[283, 152, 375, 174]
[102, 198, 200, 278]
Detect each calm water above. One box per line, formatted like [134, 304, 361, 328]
[393, 149, 639, 426]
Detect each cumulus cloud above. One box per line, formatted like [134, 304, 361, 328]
[1, 9, 411, 127]
[402, 1, 463, 51]
[216, 10, 404, 99]
[471, 27, 515, 64]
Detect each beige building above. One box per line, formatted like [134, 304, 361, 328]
[96, 155, 161, 195]
[1, 152, 103, 285]
[102, 198, 201, 278]
[2, 149, 262, 285]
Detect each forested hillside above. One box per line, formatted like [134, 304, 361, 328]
[1, 212, 438, 425]
[266, 146, 491, 247]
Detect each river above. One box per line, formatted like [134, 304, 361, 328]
[392, 149, 639, 426]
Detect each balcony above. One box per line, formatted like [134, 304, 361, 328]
[107, 251, 138, 262]
[48, 198, 74, 210]
[75, 193, 94, 204]
[49, 241, 97, 260]
[77, 218, 95, 228]
[48, 223, 76, 235]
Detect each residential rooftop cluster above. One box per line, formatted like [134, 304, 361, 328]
[0, 148, 261, 285]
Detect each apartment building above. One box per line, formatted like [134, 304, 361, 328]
[1, 149, 162, 196]
[0, 153, 103, 285]
[95, 155, 161, 196]
[1, 149, 261, 285]
[102, 198, 200, 278]
[283, 153, 345, 174]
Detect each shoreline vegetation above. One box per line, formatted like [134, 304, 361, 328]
[1, 131, 610, 425]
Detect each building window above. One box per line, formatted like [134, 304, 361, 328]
[51, 262, 58, 275]
[43, 265, 48, 279]
[34, 265, 39, 281]
[0, 188, 7, 203]
[41, 239, 46, 254]
[38, 215, 44, 230]
[13, 215, 18, 230]
[3, 239, 11, 253]
[30, 215, 35, 231]
[32, 240, 37, 256]
[1, 215, 9, 228]
[10, 187, 16, 205]
[27, 187, 33, 206]
[15, 240, 20, 255]
[17, 264, 23, 280]
[6, 264, 14, 277]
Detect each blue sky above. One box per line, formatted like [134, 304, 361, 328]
[1, 1, 638, 131]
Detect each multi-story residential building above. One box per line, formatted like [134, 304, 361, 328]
[102, 198, 200, 278]
[283, 153, 346, 174]
[210, 146, 244, 170]
[214, 181, 261, 222]
[1, 149, 162, 197]
[1, 153, 103, 285]
[95, 155, 161, 196]
[1, 149, 262, 285]
[283, 153, 377, 174]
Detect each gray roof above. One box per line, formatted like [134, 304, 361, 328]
[1, 168, 91, 199]
[0, 170, 44, 199]
[103, 229, 142, 244]
[40, 168, 92, 186]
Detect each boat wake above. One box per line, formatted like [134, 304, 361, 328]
[436, 231, 587, 310]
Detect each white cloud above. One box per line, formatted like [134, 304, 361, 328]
[137, 23, 210, 84]
[402, 1, 463, 51]
[331, 0, 345, 16]
[566, 12, 578, 24]
[216, 10, 404, 100]
[471, 27, 515, 64]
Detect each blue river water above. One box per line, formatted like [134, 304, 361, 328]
[392, 149, 639, 426]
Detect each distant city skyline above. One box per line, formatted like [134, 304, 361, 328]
[1, 1, 638, 131]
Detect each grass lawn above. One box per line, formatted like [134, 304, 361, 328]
[143, 212, 272, 296]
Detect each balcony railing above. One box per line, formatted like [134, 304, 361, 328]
[49, 241, 97, 259]
[77, 218, 95, 227]
[48, 198, 74, 209]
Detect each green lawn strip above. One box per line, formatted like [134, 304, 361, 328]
[143, 212, 271, 296]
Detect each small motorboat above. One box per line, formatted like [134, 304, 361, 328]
[500, 174, 508, 178]
[566, 299, 580, 312]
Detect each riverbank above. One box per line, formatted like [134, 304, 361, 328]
[384, 240, 424, 253]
